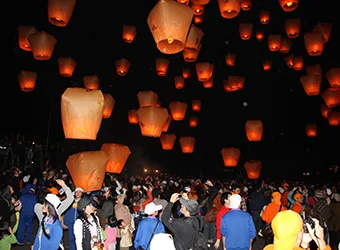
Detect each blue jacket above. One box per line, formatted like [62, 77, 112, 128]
[63, 201, 78, 227]
[20, 184, 37, 217]
[220, 209, 256, 250]
[33, 219, 62, 250]
[134, 216, 165, 250]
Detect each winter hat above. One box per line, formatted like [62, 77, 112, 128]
[45, 194, 61, 215]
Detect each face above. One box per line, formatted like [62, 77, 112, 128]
[180, 205, 188, 215]
[8, 186, 14, 195]
[234, 188, 241, 194]
[42, 202, 48, 214]
[75, 191, 83, 199]
[104, 189, 111, 198]
[84, 203, 95, 215]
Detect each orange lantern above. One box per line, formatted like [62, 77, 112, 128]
[255, 30, 264, 41]
[326, 68, 340, 88]
[182, 68, 191, 79]
[17, 25, 38, 51]
[128, 109, 139, 124]
[300, 74, 321, 96]
[191, 3, 204, 15]
[162, 115, 172, 132]
[116, 58, 130, 76]
[48, 0, 75, 27]
[238, 77, 246, 90]
[137, 90, 159, 107]
[306, 64, 322, 76]
[196, 62, 214, 82]
[28, 31, 57, 60]
[177, 0, 189, 4]
[137, 106, 169, 137]
[284, 18, 300, 38]
[280, 37, 292, 54]
[189, 117, 199, 127]
[192, 100, 202, 111]
[179, 136, 195, 153]
[245, 120, 263, 141]
[224, 75, 243, 92]
[305, 124, 317, 137]
[58, 57, 76, 77]
[155, 58, 170, 76]
[263, 60, 272, 71]
[239, 23, 253, 40]
[203, 77, 213, 88]
[147, 0, 193, 54]
[327, 111, 340, 126]
[191, 0, 209, 4]
[194, 15, 204, 24]
[61, 88, 104, 140]
[320, 104, 331, 119]
[103, 94, 115, 119]
[241, 0, 252, 10]
[322, 88, 340, 108]
[268, 34, 281, 51]
[293, 56, 303, 71]
[83, 75, 100, 90]
[17, 70, 37, 92]
[122, 25, 137, 43]
[284, 54, 294, 68]
[278, 0, 299, 12]
[221, 147, 241, 167]
[160, 133, 177, 150]
[217, 0, 241, 19]
[101, 143, 131, 174]
[244, 160, 262, 179]
[304, 31, 324, 56]
[174, 76, 185, 89]
[226, 52, 236, 66]
[259, 11, 270, 24]
[185, 24, 204, 51]
[313, 22, 332, 42]
[183, 44, 201, 62]
[169, 101, 188, 121]
[66, 151, 108, 192]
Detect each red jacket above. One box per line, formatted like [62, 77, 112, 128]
[216, 206, 230, 240]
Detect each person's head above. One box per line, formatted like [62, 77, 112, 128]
[231, 184, 241, 194]
[293, 192, 304, 204]
[145, 202, 162, 217]
[314, 189, 326, 203]
[179, 198, 199, 217]
[150, 233, 176, 250]
[228, 194, 242, 209]
[0, 222, 10, 240]
[107, 215, 118, 228]
[152, 188, 161, 199]
[117, 219, 126, 229]
[220, 191, 232, 207]
[103, 187, 111, 199]
[43, 194, 60, 219]
[77, 197, 95, 217]
[282, 183, 289, 191]
[0, 185, 14, 200]
[73, 187, 83, 200]
[271, 192, 282, 205]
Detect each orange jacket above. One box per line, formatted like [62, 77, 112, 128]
[264, 244, 332, 250]
[262, 202, 287, 223]
[291, 202, 303, 215]
[281, 191, 289, 207]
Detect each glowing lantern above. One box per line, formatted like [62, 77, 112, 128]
[203, 77, 213, 88]
[128, 109, 139, 124]
[160, 133, 176, 150]
[183, 44, 201, 62]
[306, 64, 322, 76]
[103, 94, 115, 119]
[115, 58, 130, 76]
[280, 38, 292, 54]
[162, 115, 172, 132]
[304, 32, 324, 56]
[28, 31, 57, 60]
[137, 106, 169, 137]
[268, 34, 281, 51]
[293, 56, 303, 71]
[196, 62, 214, 82]
[174, 76, 185, 89]
[326, 68, 340, 88]
[48, 0, 75, 27]
[224, 76, 243, 92]
[137, 90, 159, 107]
[226, 52, 236, 66]
[179, 136, 195, 153]
[320, 104, 331, 119]
[189, 117, 199, 127]
[191, 3, 204, 15]
[192, 100, 202, 111]
[255, 30, 264, 41]
[83, 75, 100, 90]
[259, 11, 270, 24]
[300, 74, 321, 96]
[245, 120, 263, 141]
[147, 0, 193, 54]
[239, 23, 253, 40]
[58, 57, 76, 77]
[241, 0, 252, 10]
[122, 25, 137, 43]
[305, 124, 317, 137]
[66, 151, 108, 192]
[177, 0, 189, 4]
[191, 0, 209, 4]
[313, 22, 332, 42]
[194, 15, 203, 24]
[327, 111, 340, 126]
[101, 143, 131, 174]
[17, 25, 38, 51]
[169, 101, 187, 121]
[221, 147, 241, 167]
[182, 68, 191, 79]
[238, 77, 246, 90]
[17, 70, 37, 92]
[284, 54, 294, 68]
[185, 24, 204, 51]
[244, 160, 262, 179]
[322, 88, 340, 108]
[61, 88, 104, 140]
[155, 58, 170, 76]
[284, 18, 300, 38]
[278, 0, 298, 12]
[263, 60, 272, 71]
[217, 0, 241, 19]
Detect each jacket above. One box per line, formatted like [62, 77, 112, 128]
[19, 184, 37, 217]
[33, 219, 63, 250]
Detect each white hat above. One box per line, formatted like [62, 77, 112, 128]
[145, 202, 163, 215]
[150, 233, 176, 250]
[73, 187, 84, 195]
[229, 194, 242, 209]
[45, 194, 61, 215]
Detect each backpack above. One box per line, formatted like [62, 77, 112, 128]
[187, 216, 209, 250]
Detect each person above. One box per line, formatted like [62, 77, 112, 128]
[151, 188, 168, 220]
[0, 222, 17, 250]
[214, 191, 231, 249]
[104, 215, 118, 250]
[291, 192, 305, 215]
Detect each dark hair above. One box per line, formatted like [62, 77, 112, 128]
[43, 199, 59, 221]
[0, 222, 9, 240]
[117, 219, 124, 229]
[152, 188, 161, 198]
[220, 191, 232, 206]
[0, 185, 12, 201]
[107, 215, 118, 228]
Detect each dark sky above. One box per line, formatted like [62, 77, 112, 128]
[7, 0, 340, 178]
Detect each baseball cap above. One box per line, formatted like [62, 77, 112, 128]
[229, 194, 242, 209]
[179, 198, 199, 215]
[73, 187, 84, 195]
[145, 202, 163, 215]
[77, 197, 92, 211]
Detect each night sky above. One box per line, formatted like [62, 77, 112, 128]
[7, 0, 340, 179]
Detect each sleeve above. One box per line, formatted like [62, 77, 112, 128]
[215, 210, 223, 240]
[74, 219, 83, 250]
[34, 203, 43, 223]
[161, 202, 179, 233]
[58, 184, 74, 216]
[156, 221, 166, 234]
[133, 221, 143, 250]
[248, 214, 256, 239]
[288, 191, 295, 206]
[7, 233, 18, 244]
[12, 212, 20, 233]
[141, 190, 153, 210]
[220, 214, 228, 237]
[261, 204, 272, 223]
[115, 181, 122, 195]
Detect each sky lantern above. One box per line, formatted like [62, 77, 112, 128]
[284, 18, 300, 38]
[18, 70, 37, 92]
[280, 37, 292, 53]
[162, 115, 172, 132]
[238, 77, 246, 90]
[177, 0, 189, 4]
[169, 101, 188, 121]
[179, 136, 195, 153]
[305, 124, 317, 137]
[268, 34, 281, 51]
[293, 56, 303, 71]
[189, 117, 199, 127]
[122, 25, 137, 43]
[101, 143, 131, 174]
[313, 22, 332, 42]
[174, 76, 185, 89]
[304, 31, 325, 56]
[221, 147, 241, 167]
[259, 11, 270, 24]
[185, 24, 204, 51]
[192, 100, 202, 111]
[327, 111, 340, 126]
[103, 94, 115, 119]
[61, 88, 104, 140]
[155, 58, 170, 76]
[217, 0, 241, 19]
[255, 30, 264, 41]
[128, 109, 139, 124]
[278, 0, 299, 12]
[245, 120, 263, 141]
[191, 0, 209, 4]
[244, 160, 262, 179]
[322, 88, 340, 108]
[66, 151, 108, 192]
[191, 3, 204, 15]
[300, 74, 321, 96]
[241, 0, 252, 10]
[239, 23, 253, 40]
[226, 52, 236, 66]
[17, 25, 38, 51]
[115, 58, 130, 76]
[147, 0, 193, 54]
[137, 90, 159, 107]
[224, 75, 244, 92]
[48, 0, 75, 27]
[83, 75, 100, 90]
[160, 133, 177, 150]
[194, 15, 203, 24]
[203, 77, 213, 88]
[196, 62, 214, 81]
[263, 60, 272, 71]
[183, 44, 201, 62]
[326, 68, 340, 88]
[320, 104, 331, 119]
[137, 106, 169, 137]
[182, 68, 191, 79]
[58, 57, 76, 77]
[306, 64, 322, 76]
[284, 54, 294, 68]
[28, 31, 56, 60]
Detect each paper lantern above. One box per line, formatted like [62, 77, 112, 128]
[293, 56, 303, 71]
[160, 133, 176, 150]
[179, 136, 195, 153]
[313, 22, 332, 42]
[48, 0, 75, 27]
[137, 90, 159, 107]
[278, 0, 299, 12]
[284, 18, 301, 38]
[320, 104, 331, 119]
[259, 11, 270, 24]
[174, 76, 185, 89]
[245, 120, 263, 141]
[194, 15, 203, 24]
[169, 101, 187, 121]
[241, 0, 252, 11]
[17, 25, 38, 51]
[182, 68, 191, 79]
[322, 88, 340, 108]
[263, 60, 272, 71]
[327, 111, 340, 126]
[191, 3, 204, 15]
[177, 0, 189, 4]
[185, 24, 204, 51]
[137, 106, 169, 137]
[189, 117, 199, 127]
[221, 147, 241, 167]
[284, 54, 294, 68]
[101, 143, 131, 174]
[280, 38, 292, 54]
[103, 94, 115, 119]
[58, 57, 76, 77]
[326, 68, 340, 88]
[304, 31, 324, 56]
[224, 75, 244, 92]
[147, 0, 193, 54]
[203, 77, 213, 88]
[122, 25, 137, 43]
[196, 62, 214, 82]
[305, 124, 317, 137]
[128, 109, 139, 124]
[66, 151, 108, 192]
[239, 23, 253, 40]
[83, 75, 100, 90]
[191, 0, 209, 5]
[238, 77, 246, 90]
[28, 31, 57, 60]
[183, 44, 201, 62]
[226, 53, 236, 66]
[244, 160, 262, 179]
[300, 74, 321, 96]
[155, 58, 170, 76]
[255, 30, 264, 41]
[115, 58, 130, 76]
[18, 70, 37, 92]
[61, 88, 104, 140]
[306, 64, 322, 76]
[162, 115, 172, 132]
[268, 34, 281, 51]
[217, 0, 241, 19]
[192, 100, 202, 111]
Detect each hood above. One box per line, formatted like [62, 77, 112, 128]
[21, 184, 36, 195]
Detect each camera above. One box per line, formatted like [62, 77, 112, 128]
[178, 194, 182, 198]
[303, 216, 315, 233]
